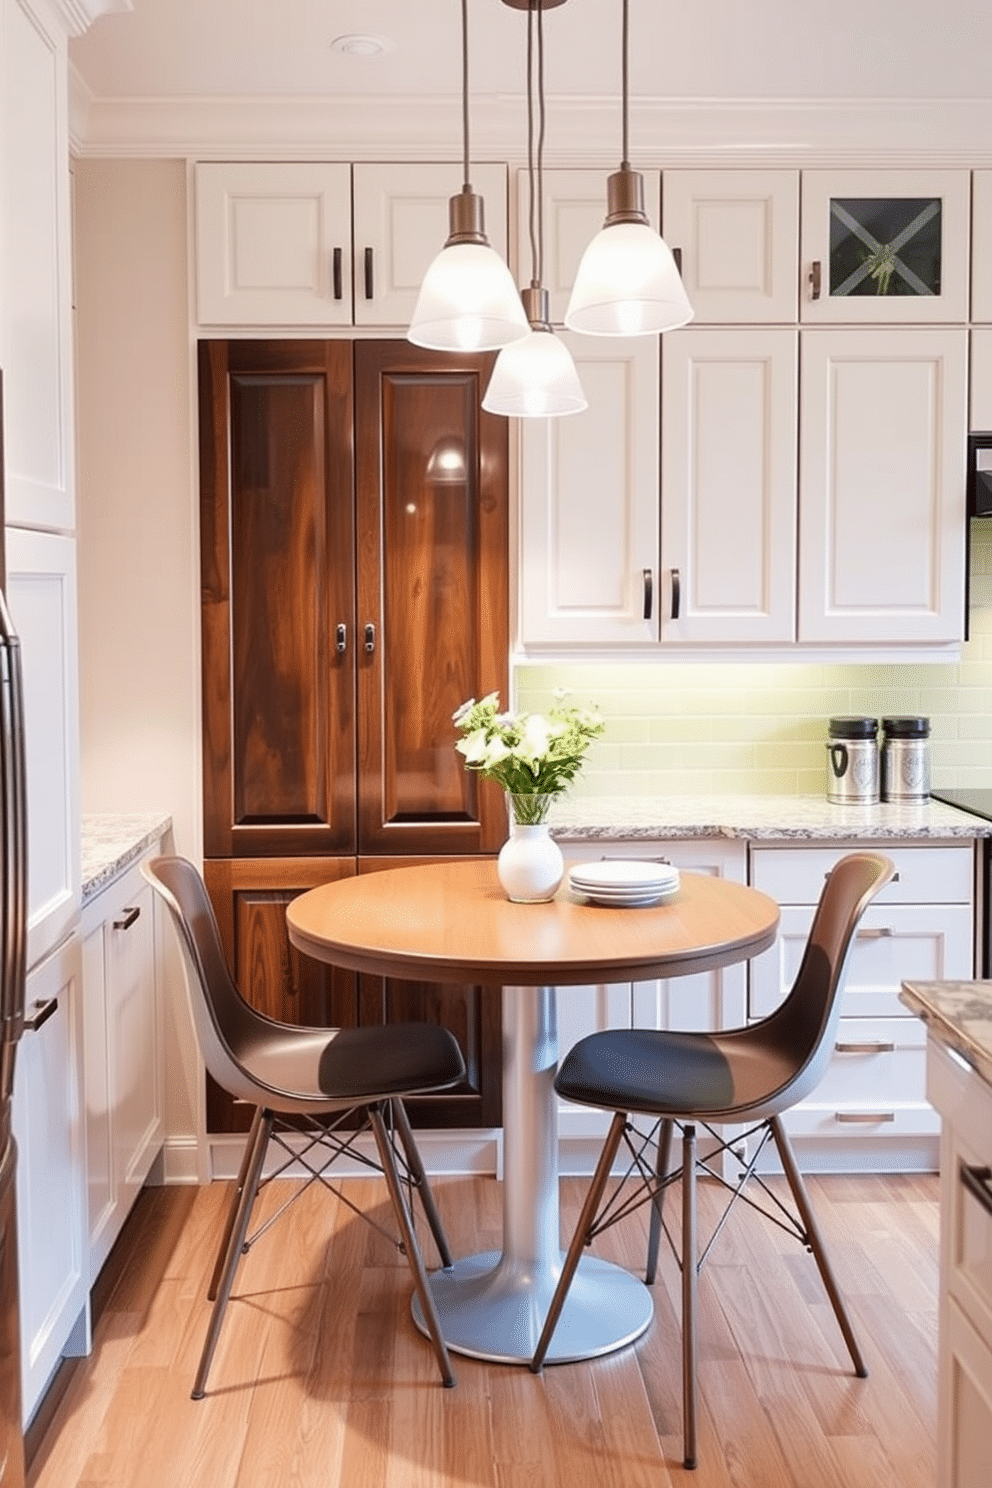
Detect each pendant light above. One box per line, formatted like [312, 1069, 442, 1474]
[483, 0, 587, 419]
[565, 0, 693, 337]
[408, 0, 529, 351]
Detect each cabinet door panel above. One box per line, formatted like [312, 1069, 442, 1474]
[662, 169, 799, 323]
[798, 327, 967, 644]
[355, 341, 508, 855]
[199, 339, 357, 856]
[519, 334, 660, 647]
[203, 859, 360, 1132]
[974, 172, 992, 324]
[193, 162, 353, 326]
[661, 327, 797, 644]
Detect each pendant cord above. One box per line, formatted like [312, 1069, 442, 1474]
[537, 1, 546, 288]
[526, 3, 537, 286]
[461, 0, 471, 189]
[621, 0, 630, 169]
[525, 2, 546, 291]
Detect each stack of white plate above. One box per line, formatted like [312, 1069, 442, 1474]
[567, 860, 680, 908]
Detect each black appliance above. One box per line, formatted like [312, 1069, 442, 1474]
[0, 374, 27, 1488]
[930, 788, 992, 979]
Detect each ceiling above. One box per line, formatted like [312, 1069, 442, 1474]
[66, 1, 992, 159]
[69, 0, 992, 104]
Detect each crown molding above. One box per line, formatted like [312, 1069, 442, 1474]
[53, 0, 132, 37]
[67, 82, 992, 168]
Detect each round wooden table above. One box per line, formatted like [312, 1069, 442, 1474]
[286, 858, 779, 1364]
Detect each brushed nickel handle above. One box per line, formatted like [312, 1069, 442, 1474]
[364, 247, 374, 300]
[364, 623, 376, 654]
[332, 247, 343, 301]
[336, 623, 347, 654]
[835, 1041, 896, 1055]
[113, 905, 141, 931]
[834, 1111, 895, 1124]
[670, 568, 681, 621]
[855, 926, 894, 939]
[23, 997, 59, 1033]
[642, 569, 653, 621]
[809, 260, 822, 300]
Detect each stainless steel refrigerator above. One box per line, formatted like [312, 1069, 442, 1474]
[0, 374, 27, 1486]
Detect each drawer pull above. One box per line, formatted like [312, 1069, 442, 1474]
[855, 926, 893, 939]
[835, 1041, 896, 1055]
[809, 260, 822, 300]
[642, 568, 653, 621]
[335, 623, 347, 655]
[960, 1164, 992, 1219]
[113, 905, 141, 932]
[364, 246, 374, 300]
[23, 997, 59, 1033]
[332, 246, 343, 301]
[834, 1111, 895, 1124]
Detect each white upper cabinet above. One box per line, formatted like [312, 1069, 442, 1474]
[798, 327, 968, 644]
[660, 327, 798, 645]
[972, 329, 992, 430]
[516, 168, 659, 325]
[973, 171, 992, 323]
[518, 333, 659, 648]
[0, 0, 74, 531]
[800, 169, 970, 323]
[661, 170, 799, 323]
[194, 160, 509, 328]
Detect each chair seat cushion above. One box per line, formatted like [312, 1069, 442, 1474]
[555, 1027, 735, 1116]
[244, 1021, 466, 1113]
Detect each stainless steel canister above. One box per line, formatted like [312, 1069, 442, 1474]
[880, 716, 931, 802]
[826, 717, 879, 804]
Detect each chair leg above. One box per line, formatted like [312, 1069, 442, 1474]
[681, 1123, 698, 1471]
[645, 1118, 674, 1285]
[770, 1116, 868, 1379]
[391, 1098, 454, 1269]
[192, 1110, 272, 1400]
[530, 1111, 629, 1373]
[208, 1104, 265, 1301]
[369, 1104, 456, 1388]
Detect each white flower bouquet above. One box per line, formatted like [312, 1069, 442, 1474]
[452, 690, 605, 824]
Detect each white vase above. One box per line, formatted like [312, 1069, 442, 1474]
[497, 816, 565, 903]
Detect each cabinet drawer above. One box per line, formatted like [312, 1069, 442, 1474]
[812, 1015, 927, 1109]
[750, 844, 972, 906]
[750, 901, 974, 1019]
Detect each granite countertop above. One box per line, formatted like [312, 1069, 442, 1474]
[900, 981, 992, 1090]
[81, 812, 173, 904]
[546, 792, 992, 842]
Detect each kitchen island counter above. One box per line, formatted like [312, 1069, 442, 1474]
[547, 792, 992, 842]
[900, 979, 992, 1091]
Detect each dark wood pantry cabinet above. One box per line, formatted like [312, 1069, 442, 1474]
[198, 338, 508, 1133]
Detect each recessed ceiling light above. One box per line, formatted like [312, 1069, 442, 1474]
[331, 34, 391, 58]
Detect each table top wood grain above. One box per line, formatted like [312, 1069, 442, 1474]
[286, 859, 780, 986]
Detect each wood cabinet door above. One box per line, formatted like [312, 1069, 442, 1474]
[199, 339, 358, 857]
[354, 340, 509, 855]
[202, 858, 361, 1131]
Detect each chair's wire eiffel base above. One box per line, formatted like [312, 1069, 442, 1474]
[532, 1111, 867, 1470]
[196, 1097, 455, 1398]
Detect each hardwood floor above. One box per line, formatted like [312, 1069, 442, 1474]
[26, 1171, 939, 1488]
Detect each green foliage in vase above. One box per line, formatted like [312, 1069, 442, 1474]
[452, 690, 605, 812]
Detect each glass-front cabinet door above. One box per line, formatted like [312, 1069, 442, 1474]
[800, 170, 970, 323]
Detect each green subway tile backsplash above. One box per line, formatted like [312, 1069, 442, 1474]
[513, 524, 992, 797]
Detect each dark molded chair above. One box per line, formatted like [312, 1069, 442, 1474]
[531, 850, 895, 1469]
[142, 855, 466, 1397]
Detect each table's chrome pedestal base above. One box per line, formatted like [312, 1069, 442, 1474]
[413, 1250, 653, 1364]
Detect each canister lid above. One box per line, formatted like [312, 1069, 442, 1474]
[828, 716, 878, 739]
[881, 716, 930, 738]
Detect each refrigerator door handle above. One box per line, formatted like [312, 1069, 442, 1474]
[0, 589, 28, 1048]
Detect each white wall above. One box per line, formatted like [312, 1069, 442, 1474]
[73, 157, 203, 1165]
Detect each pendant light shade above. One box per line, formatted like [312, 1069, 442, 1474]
[409, 193, 529, 351]
[483, 289, 587, 417]
[565, 0, 693, 337]
[408, 1, 528, 351]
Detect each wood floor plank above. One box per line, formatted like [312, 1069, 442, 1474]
[28, 1172, 939, 1488]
